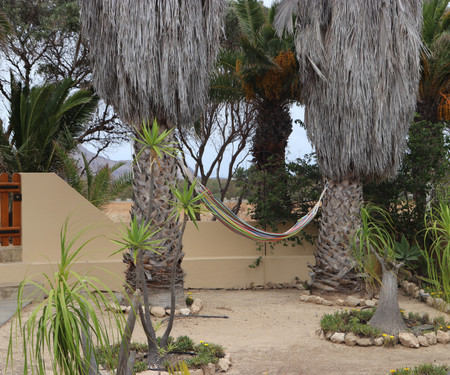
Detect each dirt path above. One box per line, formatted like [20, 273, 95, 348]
[2, 289, 450, 375]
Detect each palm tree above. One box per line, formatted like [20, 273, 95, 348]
[1, 77, 98, 173]
[79, 1, 225, 291]
[418, 0, 449, 123]
[234, 0, 301, 170]
[275, 1, 422, 292]
[0, 11, 11, 46]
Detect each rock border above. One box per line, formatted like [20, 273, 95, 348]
[320, 329, 450, 349]
[400, 280, 450, 314]
[300, 293, 378, 308]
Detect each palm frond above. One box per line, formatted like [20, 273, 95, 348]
[79, 0, 225, 126]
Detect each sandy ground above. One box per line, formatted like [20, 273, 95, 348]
[1, 289, 450, 375]
[102, 201, 254, 222]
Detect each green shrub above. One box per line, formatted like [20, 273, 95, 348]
[174, 336, 195, 352]
[320, 308, 380, 337]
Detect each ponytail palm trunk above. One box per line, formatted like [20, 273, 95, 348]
[275, 0, 422, 292]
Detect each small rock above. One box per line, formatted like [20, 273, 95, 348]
[344, 296, 361, 307]
[190, 304, 202, 314]
[315, 296, 326, 304]
[224, 353, 232, 364]
[218, 358, 230, 372]
[424, 331, 437, 345]
[335, 299, 345, 306]
[189, 370, 204, 375]
[192, 298, 204, 309]
[356, 338, 373, 346]
[307, 295, 320, 303]
[150, 306, 166, 318]
[323, 300, 334, 306]
[426, 297, 434, 307]
[344, 332, 358, 346]
[325, 331, 333, 339]
[165, 309, 180, 316]
[125, 306, 132, 314]
[417, 335, 429, 347]
[204, 363, 216, 375]
[365, 300, 376, 307]
[436, 330, 450, 344]
[399, 332, 419, 348]
[299, 295, 309, 302]
[180, 308, 190, 316]
[331, 332, 345, 344]
[413, 290, 421, 299]
[434, 298, 446, 310]
[282, 282, 292, 288]
[373, 337, 384, 346]
[294, 284, 305, 290]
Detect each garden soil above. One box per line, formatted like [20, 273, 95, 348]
[1, 289, 449, 375]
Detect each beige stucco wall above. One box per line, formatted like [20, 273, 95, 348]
[0, 173, 125, 289]
[0, 173, 317, 290]
[182, 221, 316, 289]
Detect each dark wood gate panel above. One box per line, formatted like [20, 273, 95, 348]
[0, 173, 21, 246]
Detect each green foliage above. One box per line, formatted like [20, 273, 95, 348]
[7, 217, 124, 374]
[352, 205, 396, 285]
[420, 191, 450, 302]
[1, 77, 98, 173]
[320, 308, 381, 338]
[132, 118, 179, 162]
[364, 121, 449, 243]
[112, 217, 162, 262]
[174, 336, 195, 352]
[388, 363, 449, 375]
[60, 151, 132, 208]
[392, 235, 423, 271]
[169, 179, 205, 228]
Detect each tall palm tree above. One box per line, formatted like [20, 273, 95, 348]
[79, 1, 225, 290]
[275, 0, 422, 292]
[234, 0, 301, 170]
[1, 77, 98, 173]
[419, 0, 449, 123]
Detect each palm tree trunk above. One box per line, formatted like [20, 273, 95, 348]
[126, 130, 184, 304]
[310, 178, 362, 293]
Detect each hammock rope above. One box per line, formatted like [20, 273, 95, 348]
[180, 163, 327, 242]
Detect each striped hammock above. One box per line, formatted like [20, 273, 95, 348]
[182, 164, 327, 242]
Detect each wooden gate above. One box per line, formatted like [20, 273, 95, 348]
[0, 173, 21, 246]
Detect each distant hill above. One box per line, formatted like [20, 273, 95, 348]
[74, 145, 132, 177]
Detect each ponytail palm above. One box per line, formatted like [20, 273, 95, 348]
[275, 0, 422, 292]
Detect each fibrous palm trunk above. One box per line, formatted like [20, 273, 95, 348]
[125, 130, 184, 299]
[310, 178, 362, 293]
[252, 100, 293, 222]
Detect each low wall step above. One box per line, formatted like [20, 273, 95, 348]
[0, 246, 22, 263]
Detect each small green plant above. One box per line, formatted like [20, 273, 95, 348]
[392, 235, 423, 270]
[174, 336, 195, 352]
[320, 308, 380, 337]
[7, 218, 124, 375]
[420, 191, 450, 303]
[387, 363, 448, 375]
[381, 333, 397, 347]
[185, 293, 194, 307]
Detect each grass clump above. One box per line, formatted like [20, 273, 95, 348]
[320, 308, 380, 337]
[387, 363, 448, 374]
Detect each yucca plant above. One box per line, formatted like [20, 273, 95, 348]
[7, 217, 124, 375]
[421, 191, 450, 303]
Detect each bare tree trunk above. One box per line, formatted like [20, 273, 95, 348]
[369, 261, 407, 336]
[310, 178, 362, 293]
[117, 290, 141, 375]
